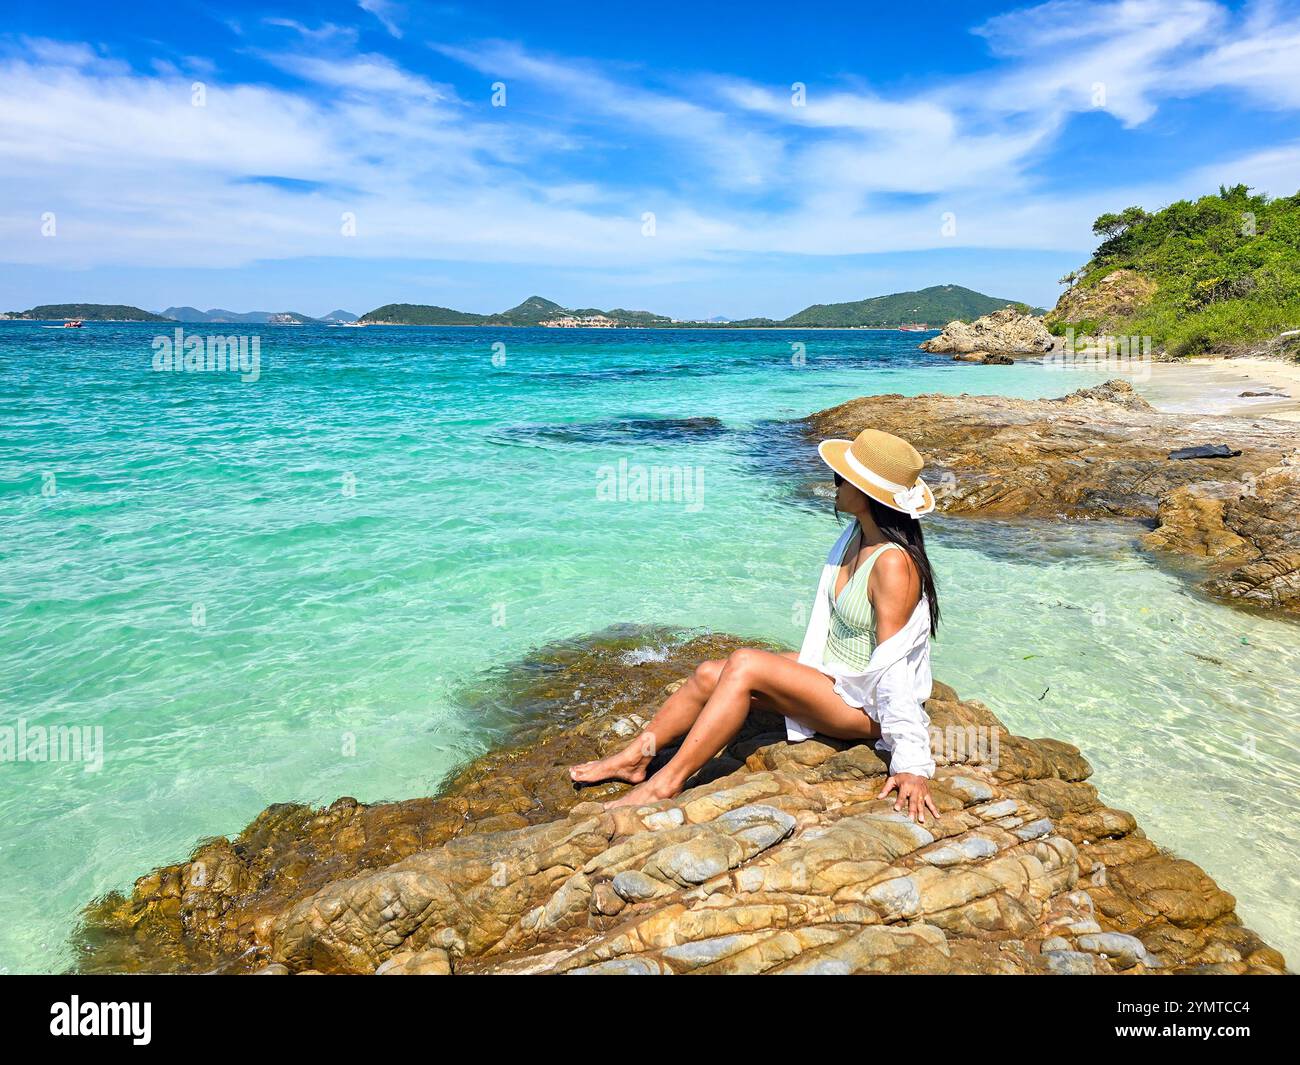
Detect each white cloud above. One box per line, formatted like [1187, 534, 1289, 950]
[433, 41, 787, 190]
[969, 0, 1224, 126]
[1, 0, 1299, 279]
[1176, 0, 1300, 108]
[264, 52, 451, 102]
[358, 0, 404, 40]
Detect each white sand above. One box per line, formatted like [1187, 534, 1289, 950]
[1134, 357, 1300, 422]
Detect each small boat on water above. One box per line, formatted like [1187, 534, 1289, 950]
[898, 322, 927, 332]
[62, 319, 84, 329]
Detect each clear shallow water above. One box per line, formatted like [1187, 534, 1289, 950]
[0, 322, 1295, 972]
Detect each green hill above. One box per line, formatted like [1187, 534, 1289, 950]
[496, 296, 567, 324]
[1049, 184, 1300, 356]
[358, 296, 672, 327]
[6, 303, 173, 322]
[781, 285, 1034, 327]
[358, 303, 492, 325]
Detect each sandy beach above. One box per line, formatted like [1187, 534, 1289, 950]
[1136, 356, 1300, 421]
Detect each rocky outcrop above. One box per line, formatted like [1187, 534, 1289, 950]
[74, 632, 772, 973]
[1046, 269, 1158, 333]
[1166, 455, 1300, 610]
[75, 632, 1285, 976]
[1060, 378, 1156, 412]
[920, 307, 1054, 356]
[804, 380, 1300, 615]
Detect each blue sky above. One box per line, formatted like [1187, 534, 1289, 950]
[2, 0, 1299, 318]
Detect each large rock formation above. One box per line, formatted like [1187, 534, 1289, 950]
[920, 307, 1054, 356]
[805, 380, 1300, 615]
[1046, 269, 1158, 333]
[75, 631, 1286, 976]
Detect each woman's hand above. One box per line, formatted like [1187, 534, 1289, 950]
[879, 773, 940, 824]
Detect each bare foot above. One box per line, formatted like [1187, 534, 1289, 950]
[569, 736, 654, 785]
[602, 774, 681, 810]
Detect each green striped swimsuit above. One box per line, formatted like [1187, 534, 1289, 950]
[823, 532, 901, 673]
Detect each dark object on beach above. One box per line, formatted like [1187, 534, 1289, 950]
[1167, 444, 1242, 460]
[1239, 390, 1288, 398]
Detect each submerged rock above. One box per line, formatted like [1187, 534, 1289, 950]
[951, 351, 1015, 365]
[74, 630, 1286, 976]
[496, 416, 727, 448]
[804, 381, 1300, 615]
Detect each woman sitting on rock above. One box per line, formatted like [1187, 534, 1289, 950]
[571, 429, 941, 823]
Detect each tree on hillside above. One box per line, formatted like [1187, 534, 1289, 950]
[1091, 206, 1149, 239]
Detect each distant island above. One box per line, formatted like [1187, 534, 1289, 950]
[162, 307, 360, 325]
[358, 285, 1038, 328]
[358, 295, 677, 328]
[1, 305, 361, 324]
[1, 303, 174, 322]
[1, 285, 1038, 330]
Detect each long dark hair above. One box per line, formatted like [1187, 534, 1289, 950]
[833, 473, 940, 636]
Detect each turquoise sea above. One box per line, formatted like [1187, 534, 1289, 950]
[1, 321, 1296, 972]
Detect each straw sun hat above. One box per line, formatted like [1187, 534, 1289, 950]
[818, 429, 936, 518]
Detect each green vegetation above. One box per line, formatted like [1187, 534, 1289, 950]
[1061, 185, 1300, 356]
[6, 303, 173, 322]
[357, 303, 492, 325]
[357, 296, 673, 326]
[493, 296, 566, 324]
[781, 284, 1036, 327]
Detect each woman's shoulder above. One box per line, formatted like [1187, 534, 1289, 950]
[869, 544, 921, 600]
[872, 543, 913, 575]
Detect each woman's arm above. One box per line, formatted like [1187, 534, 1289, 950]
[869, 549, 940, 824]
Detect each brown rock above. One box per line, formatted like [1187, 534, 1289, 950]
[921, 307, 1054, 356]
[952, 351, 1014, 365]
[73, 632, 1287, 976]
[803, 382, 1300, 614]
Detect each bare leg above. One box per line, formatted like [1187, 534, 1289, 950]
[605, 648, 878, 809]
[569, 657, 727, 784]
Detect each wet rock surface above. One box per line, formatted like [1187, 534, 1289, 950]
[75, 630, 1286, 976]
[805, 380, 1300, 615]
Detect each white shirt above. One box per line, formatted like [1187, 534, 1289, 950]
[785, 520, 937, 778]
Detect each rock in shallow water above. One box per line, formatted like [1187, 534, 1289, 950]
[920, 308, 1054, 356]
[73, 630, 1287, 977]
[804, 382, 1300, 615]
